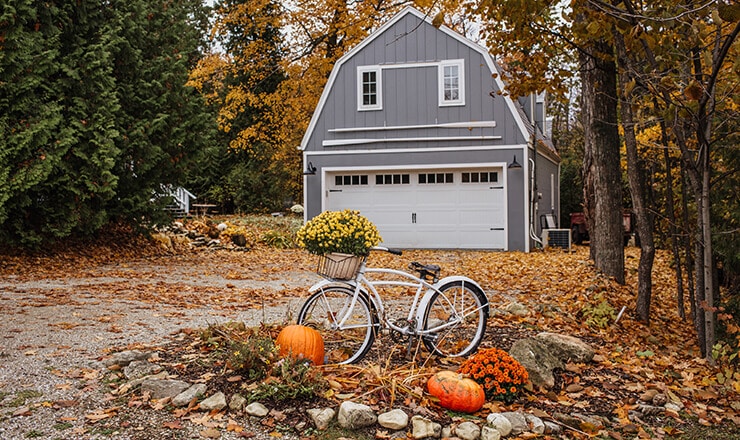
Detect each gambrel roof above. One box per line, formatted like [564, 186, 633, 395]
[300, 6, 537, 152]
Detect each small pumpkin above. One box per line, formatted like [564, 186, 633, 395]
[275, 325, 325, 366]
[427, 371, 485, 413]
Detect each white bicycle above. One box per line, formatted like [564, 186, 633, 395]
[297, 247, 490, 364]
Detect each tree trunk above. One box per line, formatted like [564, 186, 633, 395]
[613, 32, 655, 323]
[662, 137, 684, 319]
[579, 39, 625, 284]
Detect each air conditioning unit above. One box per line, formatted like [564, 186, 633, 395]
[542, 229, 571, 251]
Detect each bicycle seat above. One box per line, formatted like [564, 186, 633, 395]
[409, 262, 441, 281]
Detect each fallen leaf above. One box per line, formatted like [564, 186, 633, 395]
[201, 428, 222, 438]
[164, 420, 183, 429]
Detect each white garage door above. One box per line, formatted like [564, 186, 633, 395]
[324, 168, 506, 249]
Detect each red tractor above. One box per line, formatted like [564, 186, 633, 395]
[570, 211, 634, 246]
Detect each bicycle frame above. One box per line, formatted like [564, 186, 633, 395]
[307, 259, 486, 338]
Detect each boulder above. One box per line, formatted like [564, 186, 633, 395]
[508, 338, 563, 388]
[535, 332, 594, 363]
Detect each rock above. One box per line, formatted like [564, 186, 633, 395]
[504, 302, 529, 316]
[480, 426, 501, 440]
[141, 379, 190, 400]
[500, 412, 528, 436]
[123, 360, 162, 380]
[535, 332, 594, 363]
[229, 394, 247, 411]
[378, 409, 408, 430]
[307, 407, 335, 430]
[104, 350, 150, 368]
[338, 401, 377, 429]
[544, 421, 562, 435]
[486, 413, 512, 437]
[454, 421, 481, 440]
[525, 414, 545, 434]
[199, 392, 226, 411]
[118, 371, 168, 395]
[245, 402, 270, 417]
[172, 383, 206, 407]
[411, 415, 441, 439]
[508, 338, 563, 388]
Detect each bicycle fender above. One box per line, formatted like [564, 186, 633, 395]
[414, 276, 489, 323]
[307, 280, 378, 312]
[308, 279, 354, 293]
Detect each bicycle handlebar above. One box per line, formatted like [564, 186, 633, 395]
[371, 246, 403, 256]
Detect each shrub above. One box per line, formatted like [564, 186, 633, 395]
[227, 334, 279, 381]
[249, 357, 327, 402]
[457, 348, 529, 403]
[581, 294, 616, 329]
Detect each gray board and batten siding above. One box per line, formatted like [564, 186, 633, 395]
[301, 6, 560, 252]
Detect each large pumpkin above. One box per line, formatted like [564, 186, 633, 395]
[276, 325, 325, 366]
[427, 371, 485, 413]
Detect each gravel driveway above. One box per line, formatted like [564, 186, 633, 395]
[0, 249, 320, 440]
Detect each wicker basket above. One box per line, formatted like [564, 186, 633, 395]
[317, 252, 362, 280]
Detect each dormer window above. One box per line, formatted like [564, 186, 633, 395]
[358, 66, 382, 111]
[439, 60, 464, 106]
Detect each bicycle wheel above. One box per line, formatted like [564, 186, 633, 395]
[297, 285, 377, 364]
[422, 280, 489, 357]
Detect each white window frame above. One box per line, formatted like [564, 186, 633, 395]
[357, 66, 382, 111]
[438, 60, 465, 106]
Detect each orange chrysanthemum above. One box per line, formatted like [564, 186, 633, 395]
[458, 348, 529, 403]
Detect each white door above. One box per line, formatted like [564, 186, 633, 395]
[324, 168, 506, 249]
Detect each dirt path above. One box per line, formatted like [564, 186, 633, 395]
[0, 249, 319, 440]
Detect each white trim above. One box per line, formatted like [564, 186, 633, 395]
[328, 120, 496, 133]
[299, 6, 532, 150]
[438, 59, 465, 106]
[357, 66, 382, 111]
[523, 135, 531, 252]
[379, 61, 439, 70]
[305, 143, 527, 156]
[323, 136, 502, 147]
[321, 162, 507, 172]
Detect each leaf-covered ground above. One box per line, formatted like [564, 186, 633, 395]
[1, 219, 738, 439]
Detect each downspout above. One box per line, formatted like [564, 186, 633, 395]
[529, 93, 543, 248]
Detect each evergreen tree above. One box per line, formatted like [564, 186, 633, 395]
[0, 1, 120, 245]
[0, 0, 215, 246]
[109, 0, 215, 224]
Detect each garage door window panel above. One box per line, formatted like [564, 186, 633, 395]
[335, 175, 369, 186]
[376, 174, 410, 185]
[419, 173, 454, 184]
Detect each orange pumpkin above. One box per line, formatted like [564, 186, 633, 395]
[276, 325, 325, 366]
[427, 371, 485, 413]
